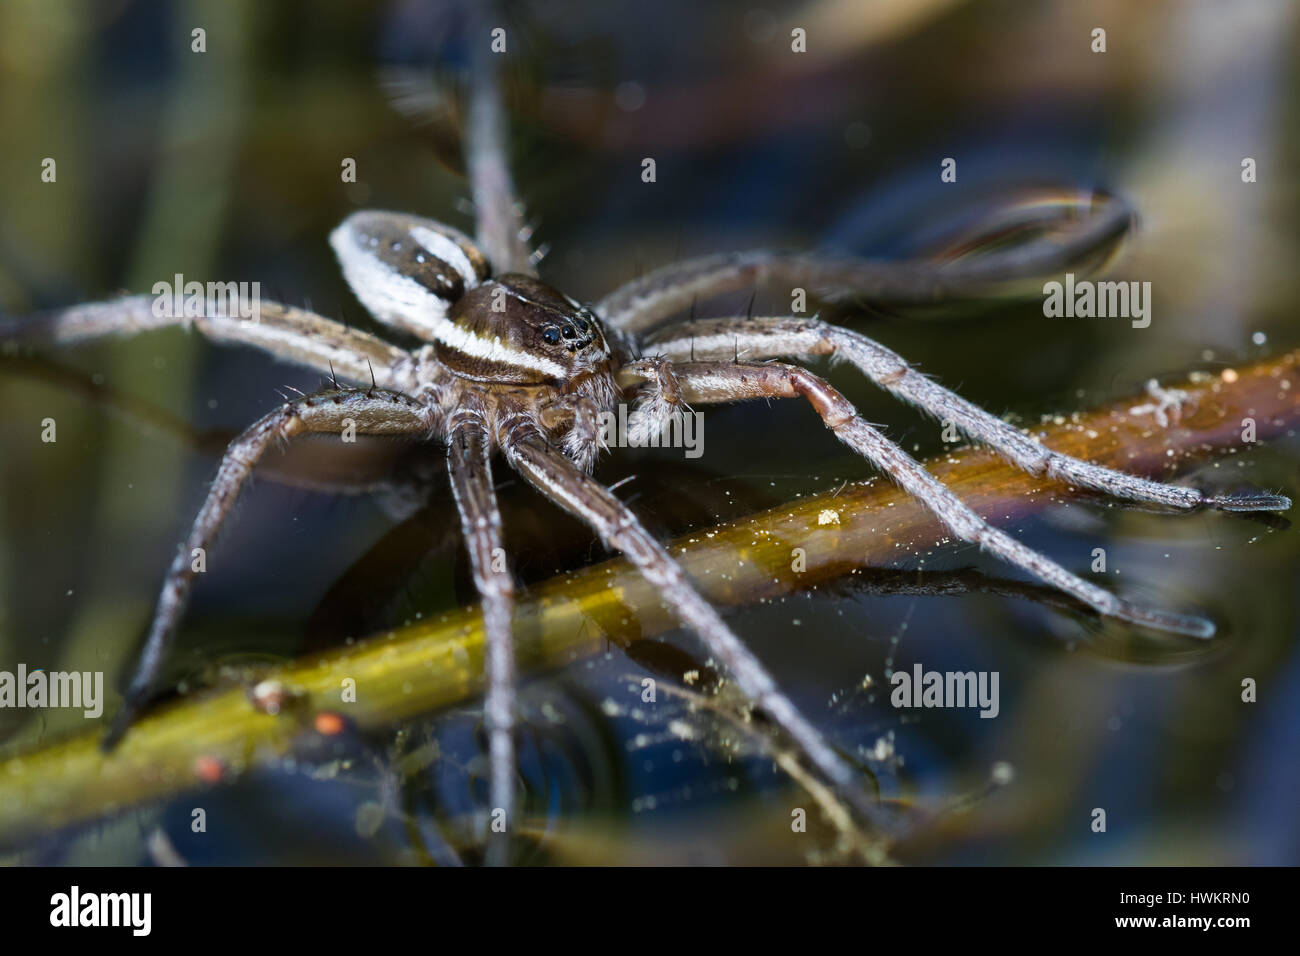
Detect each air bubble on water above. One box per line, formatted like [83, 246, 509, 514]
[668, 719, 697, 741]
[614, 81, 646, 112]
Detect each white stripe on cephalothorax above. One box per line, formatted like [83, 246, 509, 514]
[432, 313, 569, 378]
[410, 226, 481, 288]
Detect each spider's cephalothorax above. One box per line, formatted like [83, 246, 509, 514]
[7, 41, 1290, 867]
[441, 273, 621, 472]
[443, 275, 610, 384]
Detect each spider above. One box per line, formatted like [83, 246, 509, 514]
[2, 29, 1289, 864]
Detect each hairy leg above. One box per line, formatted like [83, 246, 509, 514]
[2, 355, 447, 503]
[1, 295, 419, 391]
[103, 387, 435, 748]
[642, 317, 1288, 514]
[503, 430, 888, 827]
[465, 7, 536, 276]
[445, 413, 517, 865]
[597, 193, 1134, 335]
[667, 359, 1219, 637]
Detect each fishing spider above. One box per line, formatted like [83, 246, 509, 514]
[2, 33, 1289, 863]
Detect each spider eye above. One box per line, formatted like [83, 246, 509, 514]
[561, 325, 576, 339]
[543, 327, 561, 345]
[576, 318, 589, 332]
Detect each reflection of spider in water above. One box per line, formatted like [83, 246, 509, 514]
[3, 28, 1288, 864]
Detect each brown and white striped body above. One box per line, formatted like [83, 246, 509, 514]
[330, 210, 619, 471]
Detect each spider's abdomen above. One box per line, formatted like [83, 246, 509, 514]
[436, 274, 611, 387]
[329, 210, 490, 341]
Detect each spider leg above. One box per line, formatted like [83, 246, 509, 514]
[669, 359, 1219, 638]
[644, 317, 1289, 514]
[465, 8, 536, 276]
[102, 387, 435, 749]
[1, 295, 418, 391]
[597, 193, 1134, 335]
[502, 430, 889, 828]
[2, 354, 445, 500]
[445, 413, 517, 866]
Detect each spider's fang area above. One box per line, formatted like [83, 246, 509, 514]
[1112, 601, 1217, 640]
[1205, 491, 1292, 513]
